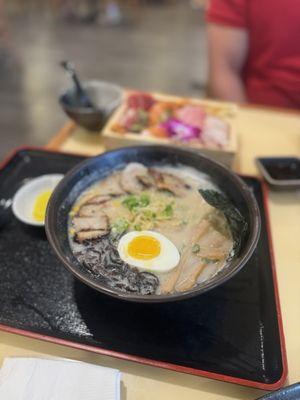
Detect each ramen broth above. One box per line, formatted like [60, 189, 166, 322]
[69, 163, 234, 295]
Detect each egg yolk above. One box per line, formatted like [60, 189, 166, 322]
[127, 235, 161, 260]
[32, 190, 52, 222]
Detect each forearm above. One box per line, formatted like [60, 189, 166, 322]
[208, 69, 247, 103]
[207, 24, 249, 104]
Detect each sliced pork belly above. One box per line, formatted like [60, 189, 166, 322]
[76, 230, 108, 242]
[85, 195, 111, 205]
[73, 212, 109, 243]
[159, 219, 210, 294]
[120, 162, 153, 194]
[149, 169, 190, 197]
[198, 228, 232, 260]
[73, 214, 108, 233]
[175, 259, 206, 292]
[79, 203, 108, 217]
[138, 173, 156, 188]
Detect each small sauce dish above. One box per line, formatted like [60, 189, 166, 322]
[256, 157, 300, 191]
[12, 174, 64, 226]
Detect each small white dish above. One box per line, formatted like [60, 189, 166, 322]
[12, 174, 64, 226]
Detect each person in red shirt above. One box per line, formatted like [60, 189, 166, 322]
[206, 0, 300, 109]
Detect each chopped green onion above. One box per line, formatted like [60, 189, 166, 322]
[201, 257, 217, 264]
[122, 195, 139, 211]
[111, 218, 129, 235]
[122, 194, 150, 211]
[192, 244, 200, 254]
[139, 193, 150, 207]
[162, 203, 173, 217]
[143, 209, 156, 220]
[201, 257, 210, 263]
[134, 224, 142, 231]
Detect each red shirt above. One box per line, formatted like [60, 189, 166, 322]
[206, 0, 300, 109]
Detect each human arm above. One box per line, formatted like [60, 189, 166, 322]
[207, 23, 249, 103]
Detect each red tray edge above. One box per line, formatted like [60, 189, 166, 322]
[0, 146, 288, 391]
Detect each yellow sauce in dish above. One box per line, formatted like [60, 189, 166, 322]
[32, 190, 52, 222]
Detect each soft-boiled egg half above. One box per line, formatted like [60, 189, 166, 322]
[117, 230, 180, 274]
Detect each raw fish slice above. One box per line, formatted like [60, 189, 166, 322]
[202, 115, 229, 148]
[127, 93, 155, 110]
[148, 101, 177, 125]
[175, 105, 206, 129]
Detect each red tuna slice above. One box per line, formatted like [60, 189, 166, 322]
[127, 93, 155, 110]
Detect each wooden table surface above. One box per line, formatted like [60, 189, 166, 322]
[1, 104, 300, 399]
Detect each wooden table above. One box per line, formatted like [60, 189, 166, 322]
[1, 105, 300, 399]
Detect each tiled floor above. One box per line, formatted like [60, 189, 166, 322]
[0, 1, 207, 159]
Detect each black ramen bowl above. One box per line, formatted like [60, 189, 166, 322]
[45, 146, 261, 303]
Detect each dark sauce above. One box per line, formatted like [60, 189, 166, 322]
[263, 159, 300, 180]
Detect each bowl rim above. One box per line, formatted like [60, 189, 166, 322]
[45, 145, 261, 303]
[59, 80, 124, 114]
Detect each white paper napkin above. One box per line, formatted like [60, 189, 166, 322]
[0, 357, 121, 400]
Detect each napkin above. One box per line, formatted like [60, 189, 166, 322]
[0, 357, 121, 400]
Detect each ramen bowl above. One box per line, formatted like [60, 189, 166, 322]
[45, 146, 260, 302]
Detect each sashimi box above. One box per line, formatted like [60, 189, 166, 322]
[102, 91, 238, 168]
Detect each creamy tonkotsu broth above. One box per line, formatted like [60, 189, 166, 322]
[69, 163, 234, 295]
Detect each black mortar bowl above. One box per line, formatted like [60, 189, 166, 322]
[59, 80, 123, 131]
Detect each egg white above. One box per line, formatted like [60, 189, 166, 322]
[117, 230, 180, 274]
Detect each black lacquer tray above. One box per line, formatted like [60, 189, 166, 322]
[0, 148, 287, 390]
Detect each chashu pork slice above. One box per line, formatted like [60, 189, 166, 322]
[120, 162, 154, 194]
[73, 214, 108, 232]
[79, 203, 109, 217]
[73, 212, 109, 242]
[85, 195, 112, 206]
[76, 230, 108, 242]
[149, 169, 190, 197]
